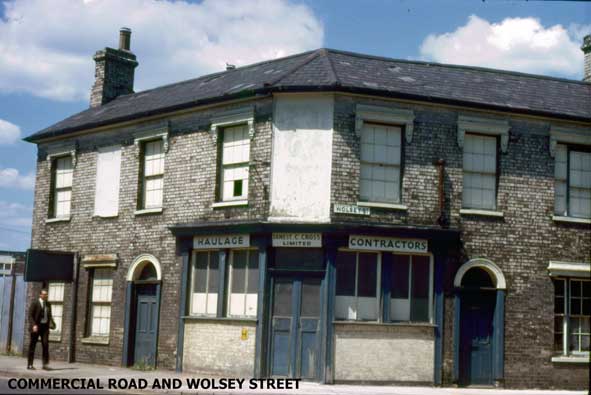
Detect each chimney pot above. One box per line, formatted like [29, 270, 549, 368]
[582, 34, 591, 82]
[119, 27, 132, 51]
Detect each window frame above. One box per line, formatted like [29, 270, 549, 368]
[334, 250, 435, 324]
[226, 248, 259, 318]
[48, 282, 65, 337]
[217, 124, 251, 203]
[389, 252, 434, 324]
[86, 268, 113, 338]
[49, 155, 74, 219]
[137, 138, 165, 210]
[556, 144, 591, 219]
[189, 250, 220, 317]
[358, 122, 405, 205]
[462, 132, 499, 211]
[335, 249, 382, 322]
[554, 277, 590, 356]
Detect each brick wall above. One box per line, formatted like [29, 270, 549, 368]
[26, 98, 273, 370]
[334, 323, 434, 383]
[183, 320, 256, 376]
[331, 94, 590, 389]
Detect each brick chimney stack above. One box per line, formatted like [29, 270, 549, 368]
[90, 27, 139, 107]
[582, 35, 591, 83]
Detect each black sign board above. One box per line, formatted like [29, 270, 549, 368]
[25, 249, 75, 282]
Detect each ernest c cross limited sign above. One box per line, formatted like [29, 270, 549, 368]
[272, 233, 322, 248]
[349, 235, 428, 253]
[193, 234, 250, 249]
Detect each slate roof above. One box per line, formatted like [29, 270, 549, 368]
[26, 48, 591, 142]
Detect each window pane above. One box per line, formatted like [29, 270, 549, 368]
[144, 140, 164, 176]
[247, 251, 259, 294]
[410, 256, 430, 322]
[55, 156, 73, 188]
[273, 279, 292, 316]
[231, 251, 247, 293]
[357, 253, 377, 298]
[208, 253, 219, 293]
[301, 279, 321, 317]
[222, 125, 250, 165]
[336, 252, 355, 296]
[391, 255, 410, 298]
[193, 252, 208, 293]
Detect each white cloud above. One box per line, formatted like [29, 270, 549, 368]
[0, 168, 35, 190]
[0, 0, 324, 101]
[420, 15, 588, 78]
[0, 200, 32, 227]
[0, 119, 21, 144]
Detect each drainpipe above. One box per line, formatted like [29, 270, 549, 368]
[67, 253, 79, 363]
[434, 159, 448, 228]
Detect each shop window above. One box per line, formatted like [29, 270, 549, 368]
[463, 133, 497, 210]
[220, 124, 250, 201]
[227, 250, 259, 318]
[49, 155, 73, 218]
[190, 251, 219, 316]
[138, 139, 165, 209]
[390, 255, 431, 322]
[335, 251, 380, 321]
[48, 282, 64, 335]
[555, 144, 591, 218]
[359, 123, 402, 204]
[554, 279, 591, 355]
[89, 269, 112, 337]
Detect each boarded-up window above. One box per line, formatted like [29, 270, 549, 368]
[360, 124, 402, 204]
[94, 146, 121, 217]
[221, 125, 249, 201]
[463, 134, 497, 210]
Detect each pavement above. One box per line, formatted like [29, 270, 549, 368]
[0, 355, 587, 395]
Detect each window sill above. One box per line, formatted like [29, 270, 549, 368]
[81, 336, 109, 345]
[45, 216, 71, 223]
[333, 320, 436, 328]
[460, 209, 504, 218]
[357, 201, 407, 211]
[211, 200, 248, 208]
[182, 315, 257, 324]
[551, 355, 589, 364]
[552, 216, 591, 225]
[92, 214, 119, 219]
[134, 207, 163, 216]
[49, 333, 61, 343]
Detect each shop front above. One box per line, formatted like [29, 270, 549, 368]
[170, 222, 460, 384]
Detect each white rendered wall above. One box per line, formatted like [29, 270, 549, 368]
[269, 94, 333, 222]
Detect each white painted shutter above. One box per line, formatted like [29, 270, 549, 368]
[94, 146, 121, 217]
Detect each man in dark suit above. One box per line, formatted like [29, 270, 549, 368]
[27, 288, 55, 370]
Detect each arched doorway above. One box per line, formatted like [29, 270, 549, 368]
[122, 254, 162, 368]
[453, 259, 506, 387]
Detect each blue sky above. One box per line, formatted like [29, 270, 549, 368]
[0, 0, 589, 251]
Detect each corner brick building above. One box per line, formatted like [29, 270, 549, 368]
[23, 29, 590, 389]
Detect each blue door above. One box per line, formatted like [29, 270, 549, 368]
[460, 291, 495, 386]
[270, 275, 321, 380]
[133, 285, 158, 367]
